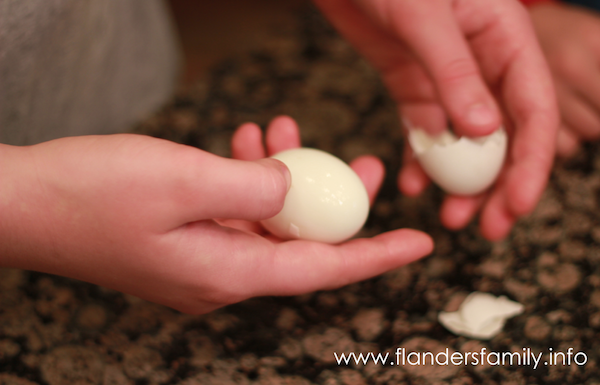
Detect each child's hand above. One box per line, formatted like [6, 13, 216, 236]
[227, 116, 388, 235]
[313, 0, 559, 240]
[530, 2, 600, 157]
[0, 123, 432, 314]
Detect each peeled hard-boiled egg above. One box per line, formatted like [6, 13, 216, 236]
[408, 127, 507, 196]
[260, 148, 369, 244]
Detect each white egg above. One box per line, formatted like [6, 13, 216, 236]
[260, 148, 369, 244]
[408, 127, 507, 195]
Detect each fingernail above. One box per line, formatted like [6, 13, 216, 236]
[466, 103, 495, 127]
[273, 159, 292, 192]
[257, 158, 292, 192]
[281, 162, 292, 192]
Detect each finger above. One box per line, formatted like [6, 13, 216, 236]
[232, 122, 266, 160]
[503, 122, 555, 217]
[555, 125, 581, 158]
[398, 142, 430, 196]
[479, 189, 516, 241]
[349, 155, 384, 205]
[557, 83, 600, 140]
[376, 0, 501, 136]
[559, 55, 600, 118]
[312, 0, 448, 136]
[252, 229, 434, 296]
[401, 104, 448, 135]
[175, 151, 291, 223]
[398, 162, 430, 197]
[265, 115, 302, 155]
[497, 30, 559, 216]
[173, 223, 432, 310]
[575, 74, 600, 121]
[456, 0, 557, 219]
[440, 194, 485, 230]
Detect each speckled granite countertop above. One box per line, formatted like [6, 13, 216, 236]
[1, 8, 599, 385]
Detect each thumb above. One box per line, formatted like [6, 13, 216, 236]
[176, 153, 291, 223]
[398, 3, 500, 136]
[355, 0, 502, 136]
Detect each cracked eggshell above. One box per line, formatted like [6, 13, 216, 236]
[438, 292, 524, 340]
[260, 148, 369, 244]
[408, 128, 507, 195]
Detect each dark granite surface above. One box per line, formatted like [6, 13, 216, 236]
[1, 8, 599, 385]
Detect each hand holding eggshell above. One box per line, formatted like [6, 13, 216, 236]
[316, 0, 559, 241]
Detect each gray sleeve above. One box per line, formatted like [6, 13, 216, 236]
[0, 0, 181, 145]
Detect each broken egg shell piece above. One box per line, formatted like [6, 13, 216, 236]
[408, 128, 507, 196]
[438, 292, 524, 340]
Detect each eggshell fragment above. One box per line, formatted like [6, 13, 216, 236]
[408, 128, 507, 195]
[438, 292, 524, 340]
[260, 148, 369, 244]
